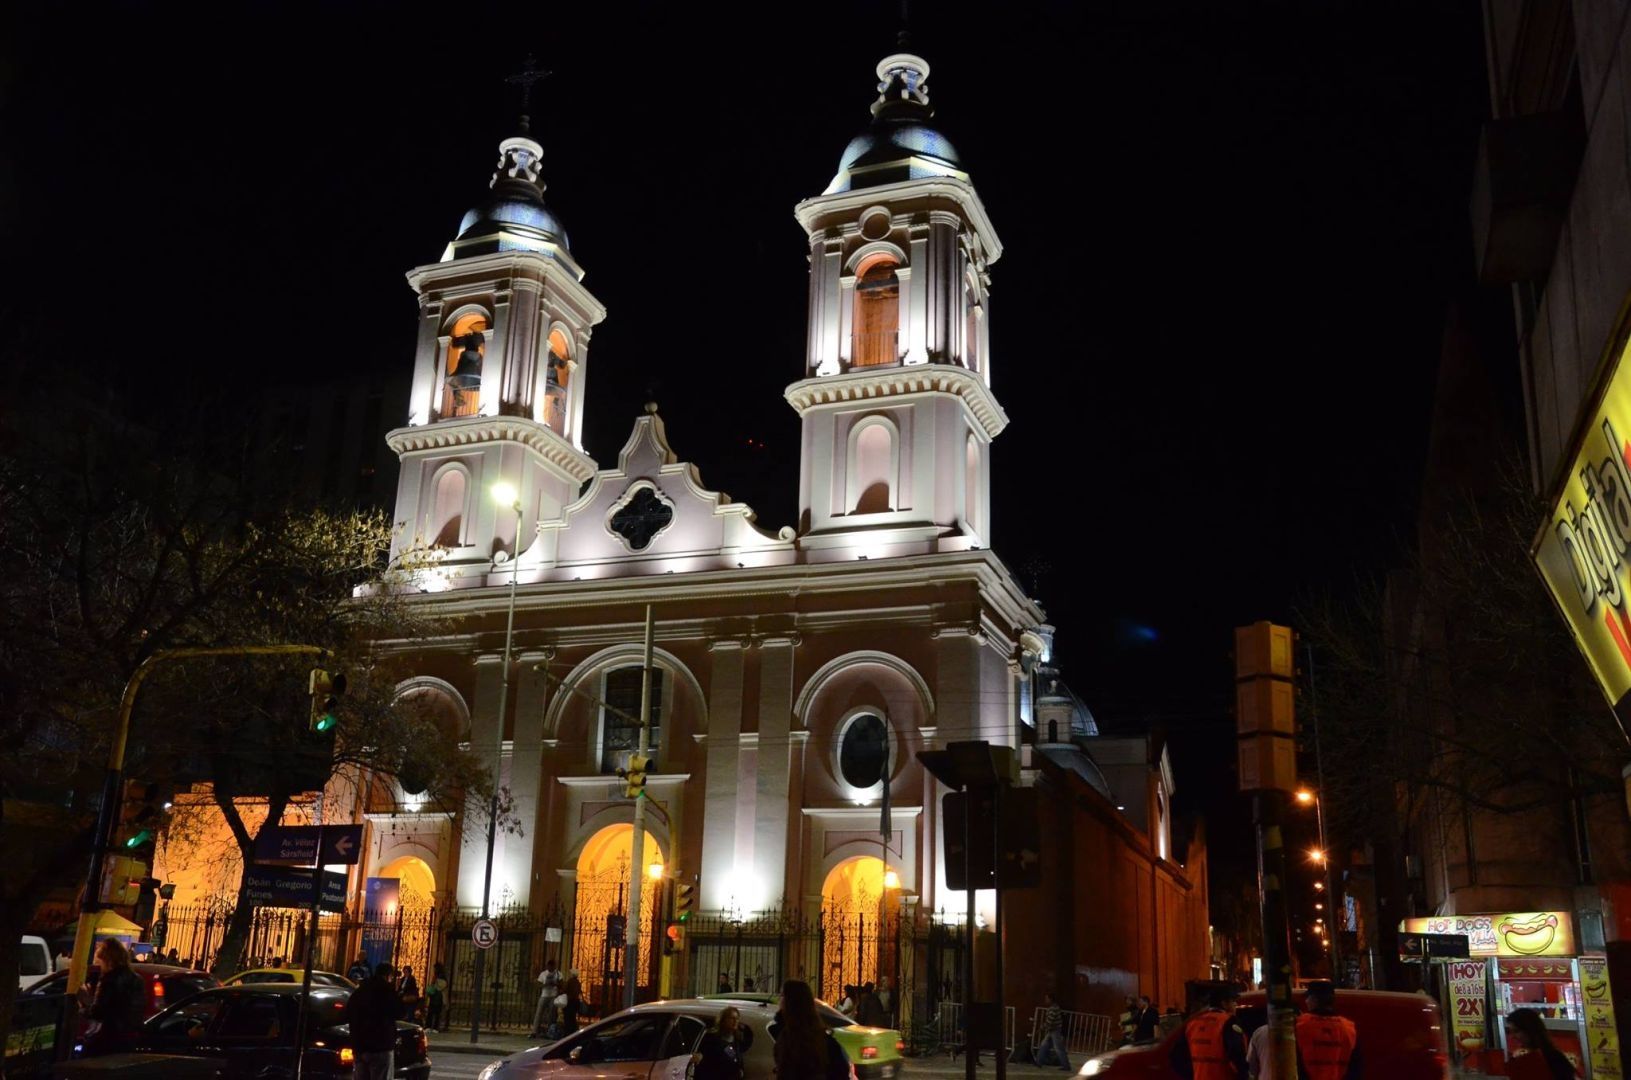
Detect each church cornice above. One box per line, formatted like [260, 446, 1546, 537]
[386, 415, 597, 483]
[793, 176, 1002, 265]
[783, 365, 1009, 439]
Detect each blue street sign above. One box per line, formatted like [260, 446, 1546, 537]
[253, 825, 323, 866]
[254, 824, 364, 867]
[320, 825, 363, 866]
[245, 865, 347, 913]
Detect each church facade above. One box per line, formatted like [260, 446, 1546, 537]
[147, 44, 1209, 1022]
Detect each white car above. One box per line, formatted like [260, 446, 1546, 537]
[475, 998, 854, 1080]
[18, 936, 51, 991]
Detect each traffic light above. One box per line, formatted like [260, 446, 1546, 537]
[308, 668, 347, 734]
[618, 752, 650, 799]
[132, 876, 162, 927]
[118, 781, 171, 863]
[673, 880, 695, 923]
[664, 922, 681, 956]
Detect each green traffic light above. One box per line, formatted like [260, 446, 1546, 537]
[124, 829, 153, 849]
[677, 910, 689, 922]
[315, 713, 338, 733]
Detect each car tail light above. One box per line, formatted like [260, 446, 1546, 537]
[896, 1040, 905, 1052]
[151, 977, 165, 1003]
[861, 1045, 878, 1059]
[339, 1048, 355, 1065]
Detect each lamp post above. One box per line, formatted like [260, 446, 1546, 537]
[469, 481, 524, 1043]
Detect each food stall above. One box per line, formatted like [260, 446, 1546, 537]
[1400, 911, 1622, 1080]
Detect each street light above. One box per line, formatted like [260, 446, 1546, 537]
[1309, 848, 1326, 864]
[470, 479, 524, 1043]
[882, 868, 901, 890]
[1295, 789, 1316, 805]
[648, 861, 665, 880]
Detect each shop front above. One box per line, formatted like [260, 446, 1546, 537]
[1401, 912, 1622, 1080]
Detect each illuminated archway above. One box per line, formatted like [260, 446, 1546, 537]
[572, 824, 663, 1012]
[821, 856, 899, 995]
[378, 856, 436, 911]
[376, 856, 436, 983]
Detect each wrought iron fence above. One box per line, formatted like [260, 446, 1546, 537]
[152, 897, 970, 1039]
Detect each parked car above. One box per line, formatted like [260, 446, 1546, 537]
[23, 963, 219, 1019]
[17, 936, 51, 991]
[700, 992, 904, 1078]
[474, 998, 869, 1080]
[135, 984, 430, 1080]
[1076, 989, 1448, 1080]
[223, 968, 357, 989]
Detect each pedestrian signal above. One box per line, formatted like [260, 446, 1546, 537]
[308, 668, 347, 734]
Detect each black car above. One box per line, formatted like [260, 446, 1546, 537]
[135, 984, 430, 1080]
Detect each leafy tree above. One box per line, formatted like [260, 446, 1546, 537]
[0, 388, 497, 1016]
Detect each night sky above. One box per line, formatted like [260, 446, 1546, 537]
[0, 1, 1494, 874]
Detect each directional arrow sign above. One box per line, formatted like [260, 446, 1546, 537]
[320, 825, 363, 866]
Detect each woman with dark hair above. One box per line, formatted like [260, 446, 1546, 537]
[773, 979, 850, 1080]
[76, 939, 145, 1057]
[1506, 1009, 1579, 1080]
[692, 1005, 749, 1080]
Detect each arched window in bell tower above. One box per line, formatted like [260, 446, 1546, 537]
[543, 328, 570, 434]
[430, 466, 468, 548]
[852, 255, 901, 368]
[441, 312, 488, 419]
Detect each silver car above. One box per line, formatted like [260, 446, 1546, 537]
[474, 998, 843, 1080]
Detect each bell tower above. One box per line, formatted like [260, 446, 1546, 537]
[786, 46, 1007, 558]
[386, 76, 605, 588]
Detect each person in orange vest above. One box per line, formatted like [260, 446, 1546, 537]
[1295, 982, 1360, 1080]
[1172, 985, 1249, 1080]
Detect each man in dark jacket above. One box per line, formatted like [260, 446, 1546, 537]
[348, 963, 405, 1080]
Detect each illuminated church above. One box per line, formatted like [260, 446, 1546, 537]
[158, 43, 1209, 1021]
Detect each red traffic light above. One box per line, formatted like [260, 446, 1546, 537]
[666, 923, 681, 942]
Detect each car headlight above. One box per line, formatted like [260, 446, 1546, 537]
[476, 1061, 503, 1080]
[1079, 1058, 1107, 1077]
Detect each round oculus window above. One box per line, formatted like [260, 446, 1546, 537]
[839, 714, 889, 789]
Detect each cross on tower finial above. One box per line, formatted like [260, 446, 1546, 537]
[897, 0, 912, 49]
[505, 53, 552, 132]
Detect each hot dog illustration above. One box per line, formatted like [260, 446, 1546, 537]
[1498, 913, 1559, 955]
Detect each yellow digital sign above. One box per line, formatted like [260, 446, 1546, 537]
[1401, 912, 1576, 958]
[1533, 343, 1631, 718]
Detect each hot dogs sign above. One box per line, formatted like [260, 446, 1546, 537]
[1401, 912, 1575, 958]
[1534, 351, 1631, 717]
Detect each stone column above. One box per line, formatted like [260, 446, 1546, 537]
[700, 641, 745, 911]
[753, 637, 798, 912]
[506, 279, 541, 414]
[409, 298, 443, 426]
[481, 289, 512, 418]
[458, 653, 507, 905]
[815, 235, 844, 376]
[904, 224, 931, 365]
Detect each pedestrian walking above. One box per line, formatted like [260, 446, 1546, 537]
[1136, 995, 1162, 1041]
[425, 963, 449, 1031]
[1035, 991, 1073, 1070]
[397, 965, 422, 1022]
[692, 1005, 749, 1080]
[772, 979, 850, 1080]
[1505, 1008, 1579, 1080]
[76, 939, 145, 1057]
[531, 960, 561, 1036]
[1170, 985, 1247, 1080]
[347, 963, 405, 1080]
[1296, 982, 1360, 1080]
[1247, 1003, 1295, 1080]
[561, 968, 582, 1034]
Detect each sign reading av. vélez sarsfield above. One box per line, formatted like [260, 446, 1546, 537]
[252, 824, 362, 867]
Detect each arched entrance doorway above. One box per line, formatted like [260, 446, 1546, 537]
[572, 825, 663, 1014]
[373, 856, 436, 984]
[821, 856, 901, 997]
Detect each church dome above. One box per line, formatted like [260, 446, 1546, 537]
[444, 130, 572, 261]
[455, 186, 570, 253]
[824, 52, 969, 195]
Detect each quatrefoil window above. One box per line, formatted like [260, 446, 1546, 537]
[608, 484, 674, 551]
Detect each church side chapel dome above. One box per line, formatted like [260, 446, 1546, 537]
[825, 50, 967, 195]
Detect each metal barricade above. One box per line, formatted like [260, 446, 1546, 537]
[1030, 1007, 1116, 1058]
[933, 1002, 1017, 1055]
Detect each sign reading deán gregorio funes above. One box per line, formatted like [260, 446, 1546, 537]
[1533, 375, 1631, 717]
[1400, 912, 1575, 958]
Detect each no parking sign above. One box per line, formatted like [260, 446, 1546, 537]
[472, 918, 498, 950]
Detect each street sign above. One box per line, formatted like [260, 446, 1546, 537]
[254, 824, 364, 867]
[1400, 931, 1471, 961]
[254, 825, 323, 866]
[245, 865, 347, 913]
[472, 919, 498, 950]
[320, 825, 363, 865]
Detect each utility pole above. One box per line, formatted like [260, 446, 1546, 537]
[624, 605, 655, 1008]
[1235, 622, 1299, 1080]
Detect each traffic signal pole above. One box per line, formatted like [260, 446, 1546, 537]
[624, 604, 655, 1009]
[67, 645, 329, 1020]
